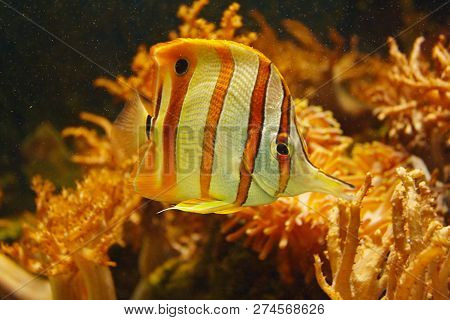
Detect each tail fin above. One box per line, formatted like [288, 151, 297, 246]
[311, 169, 354, 200]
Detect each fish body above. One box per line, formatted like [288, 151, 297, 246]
[114, 38, 353, 214]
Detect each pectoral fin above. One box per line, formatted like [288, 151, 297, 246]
[172, 199, 241, 214]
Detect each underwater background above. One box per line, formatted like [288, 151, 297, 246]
[0, 0, 449, 299]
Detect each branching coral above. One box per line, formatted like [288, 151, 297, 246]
[342, 36, 450, 179]
[386, 167, 448, 299]
[375, 36, 449, 181]
[1, 114, 142, 299]
[313, 174, 389, 299]
[94, 45, 156, 104]
[314, 169, 449, 300]
[296, 99, 353, 154]
[164, 211, 209, 260]
[252, 12, 343, 100]
[62, 112, 115, 167]
[221, 197, 325, 283]
[332, 39, 391, 116]
[169, 0, 257, 45]
[373, 36, 450, 148]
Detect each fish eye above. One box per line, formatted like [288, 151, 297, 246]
[174, 58, 189, 75]
[276, 143, 290, 156]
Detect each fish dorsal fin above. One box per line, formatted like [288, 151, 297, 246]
[112, 93, 150, 157]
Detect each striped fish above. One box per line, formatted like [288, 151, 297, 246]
[113, 38, 353, 214]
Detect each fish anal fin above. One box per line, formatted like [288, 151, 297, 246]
[173, 199, 238, 214]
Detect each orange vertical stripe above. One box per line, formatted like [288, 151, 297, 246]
[276, 83, 291, 195]
[235, 58, 271, 205]
[162, 57, 196, 189]
[200, 45, 234, 198]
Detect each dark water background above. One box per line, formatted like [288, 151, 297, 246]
[0, 0, 448, 214]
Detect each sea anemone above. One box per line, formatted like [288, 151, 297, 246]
[1, 114, 142, 299]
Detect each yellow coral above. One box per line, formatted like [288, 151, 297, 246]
[314, 169, 449, 299]
[2, 168, 139, 276]
[332, 39, 391, 116]
[341, 36, 449, 180]
[374, 36, 450, 148]
[221, 197, 326, 283]
[169, 1, 257, 44]
[94, 45, 156, 105]
[252, 12, 343, 99]
[1, 114, 142, 299]
[164, 211, 208, 260]
[62, 112, 115, 166]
